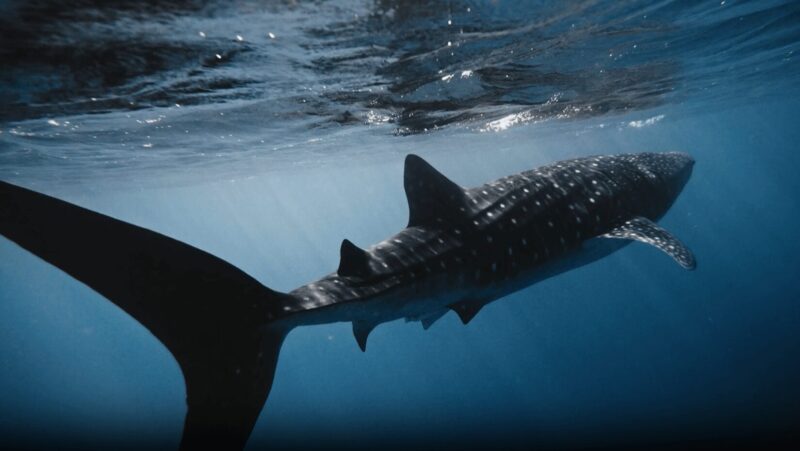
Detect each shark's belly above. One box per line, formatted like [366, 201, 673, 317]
[507, 237, 629, 290]
[283, 236, 630, 331]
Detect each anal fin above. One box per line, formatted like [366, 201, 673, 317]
[602, 216, 696, 270]
[449, 300, 484, 325]
[352, 320, 376, 352]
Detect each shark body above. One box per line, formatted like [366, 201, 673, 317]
[279, 153, 695, 347]
[0, 152, 695, 449]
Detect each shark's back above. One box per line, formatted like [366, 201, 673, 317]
[286, 153, 694, 333]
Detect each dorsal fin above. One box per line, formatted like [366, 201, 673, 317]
[337, 239, 371, 277]
[352, 320, 375, 352]
[449, 300, 484, 325]
[404, 154, 468, 227]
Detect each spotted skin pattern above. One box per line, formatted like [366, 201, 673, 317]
[0, 152, 695, 449]
[281, 152, 695, 345]
[602, 216, 695, 269]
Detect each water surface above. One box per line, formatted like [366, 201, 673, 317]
[1, 1, 799, 449]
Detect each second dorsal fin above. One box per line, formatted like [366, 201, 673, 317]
[404, 154, 468, 228]
[337, 239, 371, 277]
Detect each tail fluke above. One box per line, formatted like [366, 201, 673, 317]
[179, 330, 285, 450]
[0, 181, 293, 450]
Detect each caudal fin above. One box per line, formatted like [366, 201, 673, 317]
[0, 181, 294, 450]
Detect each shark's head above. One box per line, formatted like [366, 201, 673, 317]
[626, 152, 694, 219]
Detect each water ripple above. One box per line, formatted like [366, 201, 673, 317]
[0, 0, 798, 183]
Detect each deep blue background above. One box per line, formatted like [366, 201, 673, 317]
[1, 0, 799, 449]
[2, 99, 799, 449]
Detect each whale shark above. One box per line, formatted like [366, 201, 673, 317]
[0, 152, 695, 449]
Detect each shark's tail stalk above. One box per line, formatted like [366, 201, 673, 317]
[0, 181, 296, 450]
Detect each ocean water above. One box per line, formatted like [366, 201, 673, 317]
[1, 0, 799, 449]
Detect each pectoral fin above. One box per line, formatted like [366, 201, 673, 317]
[603, 216, 696, 270]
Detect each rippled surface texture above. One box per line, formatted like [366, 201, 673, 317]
[1, 0, 798, 184]
[1, 0, 799, 449]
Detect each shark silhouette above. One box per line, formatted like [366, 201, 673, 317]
[0, 152, 695, 449]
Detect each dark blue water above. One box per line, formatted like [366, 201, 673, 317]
[1, 1, 799, 449]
